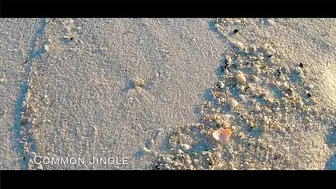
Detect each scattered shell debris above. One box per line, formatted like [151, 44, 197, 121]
[144, 18, 336, 170]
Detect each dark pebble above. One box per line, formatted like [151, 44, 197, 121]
[233, 29, 239, 33]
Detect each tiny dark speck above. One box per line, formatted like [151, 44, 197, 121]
[70, 37, 74, 41]
[268, 55, 272, 58]
[299, 63, 303, 68]
[233, 29, 239, 33]
[307, 93, 312, 98]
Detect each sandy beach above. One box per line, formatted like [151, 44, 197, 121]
[0, 18, 335, 170]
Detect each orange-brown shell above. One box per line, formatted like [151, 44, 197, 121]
[212, 128, 232, 142]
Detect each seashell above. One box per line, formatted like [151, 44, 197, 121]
[226, 56, 232, 64]
[36, 164, 44, 170]
[254, 105, 261, 112]
[163, 157, 174, 164]
[211, 164, 224, 170]
[218, 81, 225, 89]
[238, 94, 245, 101]
[214, 152, 222, 159]
[251, 75, 259, 83]
[222, 114, 233, 121]
[212, 128, 232, 142]
[141, 146, 151, 154]
[228, 98, 239, 109]
[297, 101, 304, 108]
[235, 71, 246, 84]
[235, 41, 244, 50]
[181, 144, 191, 151]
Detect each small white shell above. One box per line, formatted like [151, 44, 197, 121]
[163, 157, 174, 164]
[238, 94, 245, 101]
[228, 98, 239, 109]
[211, 164, 224, 170]
[193, 159, 200, 165]
[222, 114, 233, 121]
[254, 105, 261, 112]
[297, 67, 303, 74]
[215, 152, 222, 159]
[44, 45, 49, 51]
[141, 146, 151, 154]
[36, 164, 44, 170]
[297, 101, 304, 108]
[0, 76, 7, 83]
[235, 41, 244, 50]
[235, 72, 246, 84]
[181, 144, 191, 151]
[268, 19, 276, 26]
[218, 81, 225, 89]
[226, 56, 232, 64]
[251, 75, 259, 83]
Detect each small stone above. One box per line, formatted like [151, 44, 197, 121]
[233, 29, 239, 34]
[228, 98, 239, 109]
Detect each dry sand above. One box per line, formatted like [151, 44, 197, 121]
[0, 18, 335, 170]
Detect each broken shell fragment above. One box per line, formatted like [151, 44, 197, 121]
[212, 128, 232, 142]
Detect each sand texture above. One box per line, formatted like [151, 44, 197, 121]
[0, 18, 335, 170]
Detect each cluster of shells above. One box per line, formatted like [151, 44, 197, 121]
[149, 19, 336, 170]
